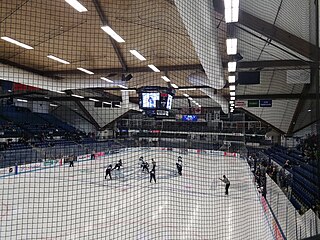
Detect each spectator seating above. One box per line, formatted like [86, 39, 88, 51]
[265, 145, 318, 210]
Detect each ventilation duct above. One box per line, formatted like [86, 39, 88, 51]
[174, 0, 225, 89]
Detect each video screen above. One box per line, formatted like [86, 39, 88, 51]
[142, 92, 160, 108]
[182, 115, 198, 122]
[166, 95, 173, 110]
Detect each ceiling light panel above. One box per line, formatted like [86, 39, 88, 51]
[226, 38, 237, 55]
[101, 77, 114, 83]
[171, 83, 179, 89]
[228, 76, 236, 83]
[229, 85, 236, 91]
[71, 94, 84, 99]
[77, 67, 94, 75]
[89, 98, 99, 102]
[224, 0, 239, 23]
[228, 62, 237, 72]
[230, 91, 235, 96]
[129, 50, 146, 61]
[65, 0, 88, 12]
[161, 76, 171, 82]
[47, 55, 70, 64]
[1, 36, 33, 49]
[118, 84, 128, 89]
[101, 26, 125, 43]
[148, 65, 160, 72]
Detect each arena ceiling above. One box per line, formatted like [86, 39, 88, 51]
[0, 0, 319, 134]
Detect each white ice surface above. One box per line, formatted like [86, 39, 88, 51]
[0, 149, 274, 239]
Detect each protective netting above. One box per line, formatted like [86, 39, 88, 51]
[0, 0, 319, 239]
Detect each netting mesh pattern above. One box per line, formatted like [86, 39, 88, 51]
[0, 0, 319, 239]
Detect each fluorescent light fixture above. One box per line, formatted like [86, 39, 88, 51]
[224, 0, 239, 23]
[192, 100, 197, 103]
[8, 90, 12, 92]
[230, 100, 234, 104]
[230, 109, 234, 113]
[50, 103, 58, 107]
[1, 36, 33, 49]
[198, 105, 202, 108]
[148, 64, 160, 72]
[230, 91, 235, 96]
[230, 96, 235, 101]
[103, 102, 111, 105]
[231, 103, 235, 106]
[229, 85, 236, 91]
[188, 97, 193, 101]
[226, 38, 237, 55]
[118, 84, 128, 89]
[71, 94, 84, 99]
[228, 62, 237, 72]
[89, 98, 99, 102]
[114, 104, 121, 108]
[101, 77, 114, 83]
[308, 109, 311, 112]
[52, 90, 65, 94]
[65, 0, 88, 12]
[101, 26, 125, 43]
[179, 88, 197, 91]
[129, 50, 146, 61]
[228, 76, 236, 83]
[161, 76, 171, 82]
[171, 83, 179, 89]
[17, 99, 28, 103]
[77, 67, 94, 75]
[183, 94, 189, 98]
[47, 55, 70, 64]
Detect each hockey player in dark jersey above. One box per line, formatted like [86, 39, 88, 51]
[176, 162, 182, 175]
[141, 161, 149, 172]
[176, 156, 182, 175]
[151, 159, 156, 170]
[150, 168, 156, 183]
[114, 159, 122, 170]
[105, 164, 113, 180]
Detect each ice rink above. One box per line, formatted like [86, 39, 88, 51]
[0, 148, 274, 239]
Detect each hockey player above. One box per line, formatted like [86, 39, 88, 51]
[141, 161, 149, 172]
[176, 161, 182, 175]
[105, 164, 113, 180]
[114, 159, 122, 170]
[219, 175, 230, 195]
[150, 168, 156, 183]
[151, 159, 156, 170]
[69, 155, 75, 167]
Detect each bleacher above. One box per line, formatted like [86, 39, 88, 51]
[265, 145, 318, 212]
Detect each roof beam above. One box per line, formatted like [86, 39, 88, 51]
[43, 64, 203, 76]
[44, 60, 311, 76]
[92, 0, 128, 71]
[235, 94, 302, 100]
[233, 60, 312, 69]
[238, 11, 318, 61]
[213, 0, 319, 61]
